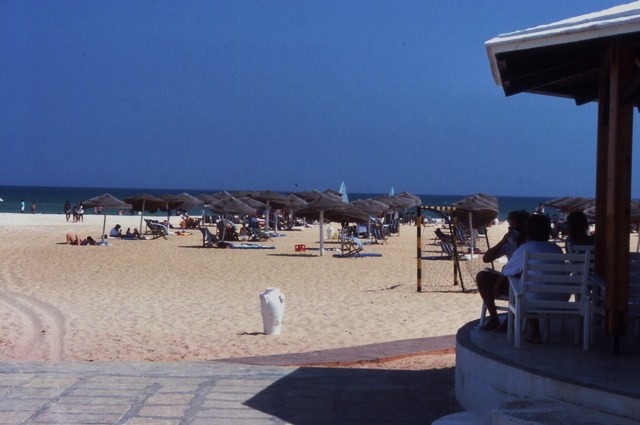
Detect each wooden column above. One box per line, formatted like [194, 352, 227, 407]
[594, 53, 610, 278]
[604, 44, 634, 340]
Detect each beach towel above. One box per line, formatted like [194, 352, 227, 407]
[333, 252, 382, 258]
[226, 243, 275, 250]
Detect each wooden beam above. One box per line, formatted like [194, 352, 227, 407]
[604, 44, 634, 338]
[595, 56, 610, 279]
[502, 55, 601, 96]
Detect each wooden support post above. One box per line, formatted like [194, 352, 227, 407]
[604, 44, 634, 343]
[416, 207, 422, 292]
[595, 53, 610, 279]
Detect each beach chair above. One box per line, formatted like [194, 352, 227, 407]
[343, 237, 364, 256]
[249, 228, 271, 242]
[333, 237, 382, 258]
[145, 220, 169, 240]
[199, 227, 219, 248]
[507, 251, 591, 350]
[433, 228, 452, 245]
[371, 225, 387, 244]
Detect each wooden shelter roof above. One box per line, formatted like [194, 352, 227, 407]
[486, 1, 640, 347]
[486, 2, 640, 106]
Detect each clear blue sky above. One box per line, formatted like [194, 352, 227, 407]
[1, 0, 636, 197]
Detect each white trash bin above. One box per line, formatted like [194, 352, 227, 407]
[327, 226, 335, 240]
[260, 288, 285, 335]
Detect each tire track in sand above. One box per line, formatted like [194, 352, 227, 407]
[0, 291, 66, 361]
[0, 243, 66, 361]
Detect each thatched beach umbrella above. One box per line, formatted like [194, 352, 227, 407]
[123, 193, 165, 234]
[397, 191, 422, 208]
[291, 190, 324, 202]
[452, 193, 499, 228]
[350, 199, 388, 215]
[208, 196, 257, 241]
[82, 193, 132, 245]
[208, 196, 256, 216]
[238, 196, 267, 210]
[284, 194, 308, 212]
[158, 193, 203, 225]
[295, 192, 348, 255]
[233, 190, 258, 198]
[251, 190, 289, 230]
[545, 196, 594, 213]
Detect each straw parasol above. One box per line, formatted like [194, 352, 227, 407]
[397, 191, 422, 208]
[452, 193, 499, 228]
[208, 196, 257, 241]
[350, 199, 388, 215]
[238, 196, 267, 210]
[295, 192, 348, 255]
[284, 194, 308, 211]
[82, 193, 132, 245]
[250, 190, 289, 230]
[291, 190, 324, 202]
[123, 193, 165, 234]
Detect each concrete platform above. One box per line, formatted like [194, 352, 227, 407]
[455, 319, 640, 421]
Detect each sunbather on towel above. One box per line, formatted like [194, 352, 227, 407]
[125, 228, 143, 239]
[66, 233, 97, 246]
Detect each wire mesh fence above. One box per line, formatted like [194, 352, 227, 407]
[418, 224, 493, 293]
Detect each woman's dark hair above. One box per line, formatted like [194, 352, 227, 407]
[507, 210, 530, 229]
[527, 214, 552, 242]
[566, 211, 589, 237]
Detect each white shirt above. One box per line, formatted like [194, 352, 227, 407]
[503, 241, 563, 277]
[503, 240, 565, 301]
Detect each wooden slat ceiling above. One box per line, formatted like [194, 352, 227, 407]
[494, 33, 640, 108]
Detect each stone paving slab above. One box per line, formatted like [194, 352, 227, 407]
[0, 358, 460, 424]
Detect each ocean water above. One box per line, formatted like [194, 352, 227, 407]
[0, 185, 555, 220]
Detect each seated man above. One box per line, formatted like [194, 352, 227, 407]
[476, 210, 529, 331]
[503, 214, 563, 344]
[109, 224, 123, 238]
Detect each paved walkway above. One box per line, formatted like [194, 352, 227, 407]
[0, 336, 460, 425]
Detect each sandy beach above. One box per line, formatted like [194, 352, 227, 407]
[0, 212, 624, 364]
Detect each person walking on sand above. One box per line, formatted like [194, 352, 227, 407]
[31, 201, 36, 214]
[20, 200, 25, 213]
[64, 201, 72, 221]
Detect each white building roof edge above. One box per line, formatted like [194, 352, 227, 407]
[486, 2, 640, 85]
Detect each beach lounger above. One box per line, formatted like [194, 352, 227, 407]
[199, 227, 219, 247]
[371, 225, 387, 244]
[333, 237, 382, 258]
[145, 219, 169, 240]
[248, 228, 272, 242]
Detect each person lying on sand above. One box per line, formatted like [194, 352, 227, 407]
[125, 228, 143, 239]
[66, 233, 97, 246]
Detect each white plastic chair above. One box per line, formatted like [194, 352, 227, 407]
[507, 251, 591, 351]
[589, 252, 640, 339]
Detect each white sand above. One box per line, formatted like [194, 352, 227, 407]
[1, 212, 622, 363]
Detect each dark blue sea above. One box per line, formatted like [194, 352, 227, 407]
[0, 185, 557, 220]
